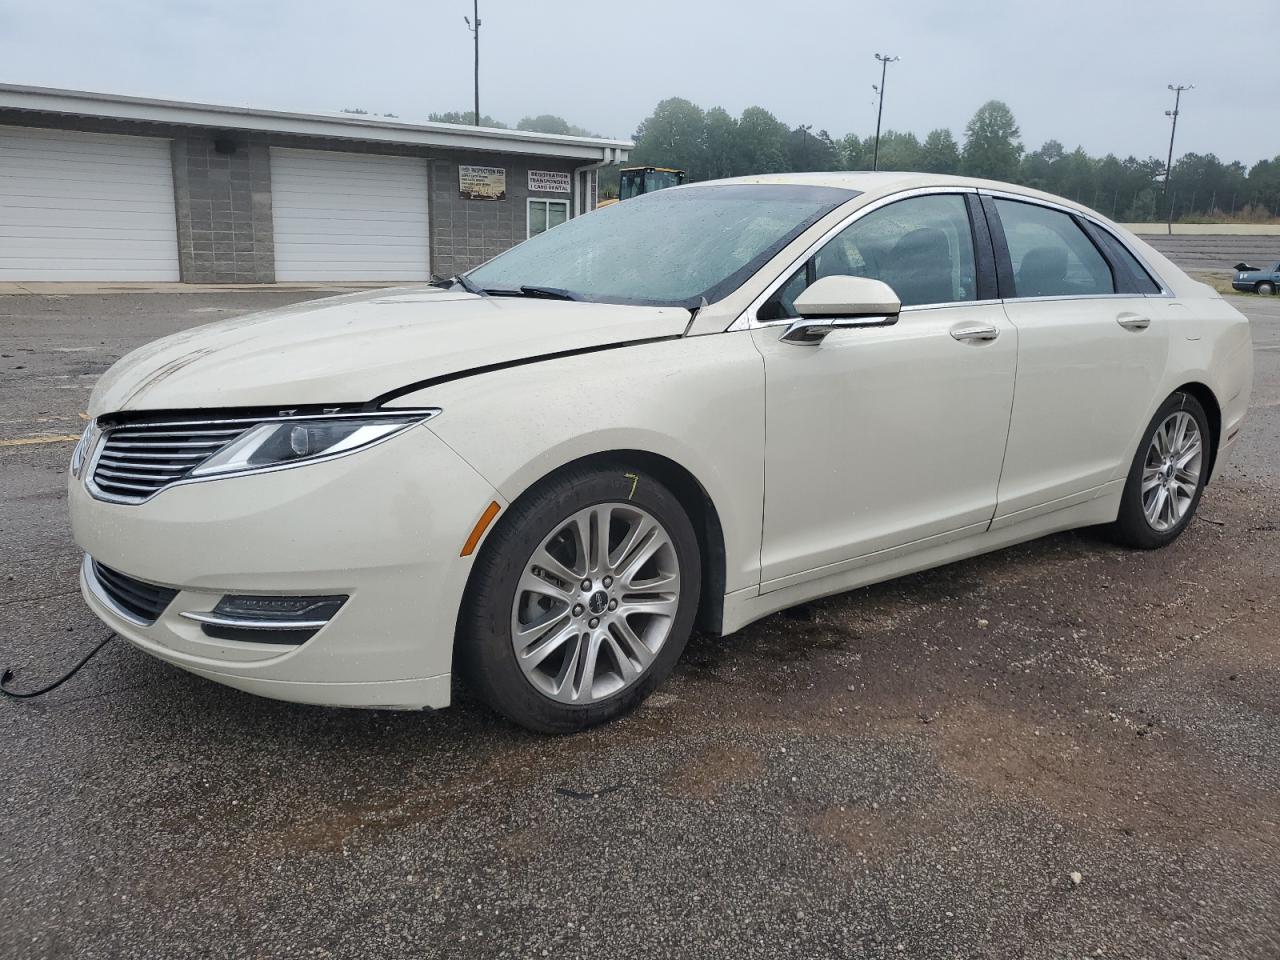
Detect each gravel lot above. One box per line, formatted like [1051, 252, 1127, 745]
[1, 290, 1278, 960]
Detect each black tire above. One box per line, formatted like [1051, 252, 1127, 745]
[1108, 391, 1212, 549]
[457, 463, 701, 733]
[1257, 281, 1275, 296]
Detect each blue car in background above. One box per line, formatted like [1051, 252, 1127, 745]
[1233, 260, 1280, 295]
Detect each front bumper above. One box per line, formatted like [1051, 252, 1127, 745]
[70, 422, 503, 709]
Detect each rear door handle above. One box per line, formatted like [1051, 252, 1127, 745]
[1117, 312, 1151, 331]
[950, 323, 1000, 342]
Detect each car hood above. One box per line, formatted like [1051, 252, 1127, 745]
[89, 286, 692, 415]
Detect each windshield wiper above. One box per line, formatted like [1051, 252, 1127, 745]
[453, 273, 483, 295]
[481, 285, 581, 301]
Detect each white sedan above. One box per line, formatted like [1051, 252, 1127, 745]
[69, 173, 1253, 732]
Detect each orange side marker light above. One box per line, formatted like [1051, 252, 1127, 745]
[460, 501, 502, 557]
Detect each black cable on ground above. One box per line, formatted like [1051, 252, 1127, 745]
[1, 633, 116, 699]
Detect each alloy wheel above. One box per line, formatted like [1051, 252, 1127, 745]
[510, 502, 681, 704]
[1141, 410, 1203, 532]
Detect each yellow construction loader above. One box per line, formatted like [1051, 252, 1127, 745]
[596, 166, 686, 207]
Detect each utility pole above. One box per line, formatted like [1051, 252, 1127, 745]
[1163, 83, 1193, 234]
[872, 53, 899, 171]
[464, 1, 481, 125]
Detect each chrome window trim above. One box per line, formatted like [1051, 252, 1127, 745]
[85, 408, 442, 506]
[737, 186, 982, 330]
[735, 184, 1175, 332]
[978, 188, 1175, 298]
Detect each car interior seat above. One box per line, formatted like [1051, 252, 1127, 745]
[883, 228, 954, 306]
[1016, 245, 1068, 297]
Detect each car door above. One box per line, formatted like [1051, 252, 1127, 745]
[750, 191, 1017, 589]
[982, 194, 1171, 524]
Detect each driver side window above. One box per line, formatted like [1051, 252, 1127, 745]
[758, 193, 978, 321]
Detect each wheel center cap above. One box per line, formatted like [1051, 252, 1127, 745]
[587, 590, 609, 615]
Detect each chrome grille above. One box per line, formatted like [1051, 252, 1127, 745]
[90, 422, 248, 502]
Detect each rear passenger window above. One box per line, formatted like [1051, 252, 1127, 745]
[995, 199, 1115, 298]
[1091, 229, 1163, 294]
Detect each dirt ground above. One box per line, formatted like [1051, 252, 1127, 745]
[1, 290, 1277, 960]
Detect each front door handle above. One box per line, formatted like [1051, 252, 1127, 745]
[1117, 312, 1151, 331]
[950, 323, 1000, 342]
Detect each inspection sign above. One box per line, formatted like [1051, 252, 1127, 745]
[459, 165, 507, 200]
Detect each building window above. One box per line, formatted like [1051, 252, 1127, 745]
[528, 198, 570, 238]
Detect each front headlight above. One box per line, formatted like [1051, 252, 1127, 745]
[190, 413, 432, 478]
[70, 421, 96, 478]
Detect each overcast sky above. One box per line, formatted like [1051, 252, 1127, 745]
[0, 0, 1272, 166]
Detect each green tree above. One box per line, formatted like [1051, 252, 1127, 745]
[1020, 139, 1065, 189]
[920, 129, 961, 174]
[787, 125, 837, 171]
[517, 114, 597, 137]
[874, 130, 923, 171]
[428, 110, 508, 128]
[962, 100, 1023, 180]
[734, 106, 789, 174]
[633, 97, 708, 179]
[702, 106, 740, 179]
[838, 133, 871, 171]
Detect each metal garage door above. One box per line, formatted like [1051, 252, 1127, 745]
[0, 126, 180, 281]
[270, 148, 430, 281]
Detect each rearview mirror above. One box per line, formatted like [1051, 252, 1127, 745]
[781, 275, 901, 345]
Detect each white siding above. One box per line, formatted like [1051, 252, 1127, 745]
[270, 148, 430, 281]
[0, 126, 180, 281]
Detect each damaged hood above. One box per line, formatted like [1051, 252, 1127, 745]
[89, 286, 691, 415]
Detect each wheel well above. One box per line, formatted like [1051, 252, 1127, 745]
[508, 450, 728, 634]
[1175, 381, 1222, 480]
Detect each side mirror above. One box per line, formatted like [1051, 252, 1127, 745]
[781, 275, 901, 344]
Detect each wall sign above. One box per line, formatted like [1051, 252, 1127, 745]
[528, 169, 571, 194]
[459, 165, 507, 200]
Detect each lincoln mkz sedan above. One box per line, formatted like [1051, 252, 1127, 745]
[70, 173, 1253, 732]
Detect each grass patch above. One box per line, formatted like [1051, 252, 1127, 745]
[1190, 271, 1247, 297]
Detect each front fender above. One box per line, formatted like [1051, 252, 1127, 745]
[386, 333, 766, 593]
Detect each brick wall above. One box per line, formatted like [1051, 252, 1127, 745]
[428, 153, 579, 278]
[171, 136, 275, 283]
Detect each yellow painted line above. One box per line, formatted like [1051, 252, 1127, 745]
[0, 434, 81, 447]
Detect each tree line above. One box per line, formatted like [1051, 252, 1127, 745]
[624, 97, 1280, 222]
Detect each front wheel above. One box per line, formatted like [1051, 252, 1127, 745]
[1109, 392, 1211, 549]
[457, 464, 701, 733]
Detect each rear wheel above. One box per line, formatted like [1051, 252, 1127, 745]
[1109, 392, 1211, 549]
[1257, 281, 1275, 296]
[458, 464, 700, 733]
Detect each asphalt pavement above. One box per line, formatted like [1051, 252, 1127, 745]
[1, 289, 1278, 960]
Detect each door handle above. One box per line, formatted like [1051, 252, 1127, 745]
[950, 323, 1000, 342]
[1117, 312, 1151, 331]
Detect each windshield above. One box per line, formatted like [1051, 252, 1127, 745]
[465, 184, 857, 308]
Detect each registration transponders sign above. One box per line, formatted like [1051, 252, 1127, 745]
[528, 170, 571, 194]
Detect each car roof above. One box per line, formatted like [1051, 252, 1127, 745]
[688, 171, 1098, 216]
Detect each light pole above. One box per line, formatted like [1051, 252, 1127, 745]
[1163, 83, 1193, 233]
[798, 123, 812, 170]
[464, 1, 481, 125]
[872, 53, 899, 171]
